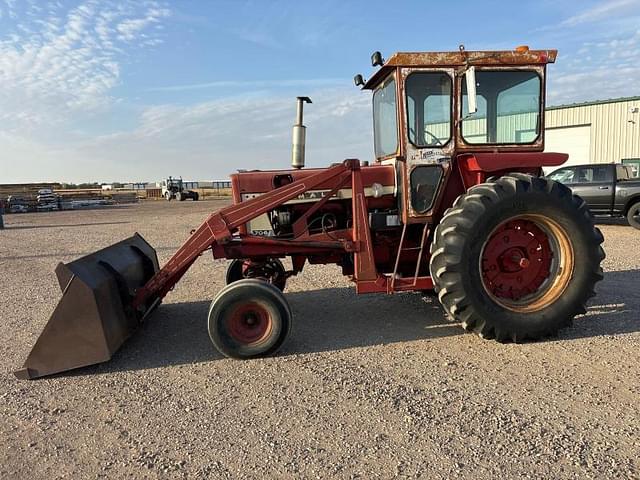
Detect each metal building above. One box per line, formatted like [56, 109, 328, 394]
[545, 96, 640, 177]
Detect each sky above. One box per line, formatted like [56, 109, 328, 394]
[1, 0, 639, 183]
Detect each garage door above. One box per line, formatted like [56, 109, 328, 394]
[544, 125, 591, 173]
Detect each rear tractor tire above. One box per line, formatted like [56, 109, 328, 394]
[627, 201, 640, 230]
[430, 174, 605, 342]
[208, 279, 292, 358]
[226, 258, 287, 291]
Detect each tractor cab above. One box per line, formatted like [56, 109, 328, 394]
[360, 46, 557, 221]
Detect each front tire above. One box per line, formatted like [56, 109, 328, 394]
[208, 279, 292, 358]
[430, 174, 605, 342]
[627, 201, 640, 229]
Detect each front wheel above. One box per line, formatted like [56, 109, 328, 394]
[430, 174, 605, 342]
[165, 192, 172, 201]
[208, 279, 292, 358]
[627, 201, 640, 229]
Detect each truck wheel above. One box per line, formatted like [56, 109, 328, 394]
[430, 174, 605, 342]
[208, 279, 292, 358]
[226, 259, 287, 291]
[627, 201, 640, 230]
[165, 192, 172, 201]
[176, 192, 183, 201]
[193, 192, 199, 201]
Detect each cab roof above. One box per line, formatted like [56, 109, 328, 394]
[363, 48, 557, 90]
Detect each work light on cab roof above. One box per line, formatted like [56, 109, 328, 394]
[16, 45, 603, 380]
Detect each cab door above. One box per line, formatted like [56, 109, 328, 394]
[401, 68, 455, 220]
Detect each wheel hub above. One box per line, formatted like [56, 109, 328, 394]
[227, 302, 272, 344]
[481, 219, 553, 301]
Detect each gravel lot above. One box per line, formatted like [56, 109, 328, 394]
[1, 200, 639, 479]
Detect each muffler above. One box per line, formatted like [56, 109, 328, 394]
[291, 96, 312, 169]
[14, 233, 159, 379]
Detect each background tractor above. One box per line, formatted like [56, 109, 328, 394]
[16, 46, 604, 380]
[161, 176, 199, 201]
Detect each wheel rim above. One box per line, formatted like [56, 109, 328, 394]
[227, 301, 273, 344]
[480, 214, 574, 313]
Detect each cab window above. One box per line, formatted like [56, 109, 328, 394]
[410, 165, 443, 213]
[373, 76, 398, 158]
[405, 72, 452, 147]
[462, 70, 541, 144]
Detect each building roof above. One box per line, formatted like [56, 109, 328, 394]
[548, 96, 640, 110]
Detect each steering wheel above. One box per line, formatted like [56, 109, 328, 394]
[409, 127, 443, 147]
[424, 130, 443, 146]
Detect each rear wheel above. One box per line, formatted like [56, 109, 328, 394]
[226, 258, 287, 291]
[627, 201, 640, 229]
[430, 174, 605, 342]
[193, 192, 199, 201]
[208, 279, 292, 358]
[176, 191, 183, 201]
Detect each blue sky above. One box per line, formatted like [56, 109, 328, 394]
[1, 0, 639, 182]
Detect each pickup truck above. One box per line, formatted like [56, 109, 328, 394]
[546, 163, 640, 229]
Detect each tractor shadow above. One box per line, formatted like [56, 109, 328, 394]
[560, 268, 640, 340]
[83, 269, 640, 376]
[95, 287, 459, 375]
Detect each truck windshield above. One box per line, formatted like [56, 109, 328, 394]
[373, 75, 398, 158]
[462, 70, 541, 144]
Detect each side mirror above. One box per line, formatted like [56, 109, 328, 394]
[465, 66, 477, 115]
[353, 74, 365, 87]
[371, 51, 384, 67]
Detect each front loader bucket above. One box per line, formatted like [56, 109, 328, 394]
[14, 233, 160, 380]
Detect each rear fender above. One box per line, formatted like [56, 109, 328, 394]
[457, 152, 568, 189]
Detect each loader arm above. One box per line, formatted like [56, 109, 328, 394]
[132, 160, 356, 308]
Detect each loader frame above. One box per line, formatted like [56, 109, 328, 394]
[133, 158, 434, 312]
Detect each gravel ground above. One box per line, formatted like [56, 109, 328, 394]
[1, 200, 639, 479]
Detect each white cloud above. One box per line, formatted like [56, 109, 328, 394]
[548, 29, 640, 104]
[148, 78, 347, 92]
[0, 0, 169, 131]
[1, 88, 374, 183]
[560, 0, 640, 27]
[116, 7, 169, 41]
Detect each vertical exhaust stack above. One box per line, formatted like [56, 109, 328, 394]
[291, 96, 312, 169]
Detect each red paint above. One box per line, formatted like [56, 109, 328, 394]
[481, 218, 553, 300]
[231, 163, 395, 194]
[227, 302, 272, 344]
[459, 152, 568, 173]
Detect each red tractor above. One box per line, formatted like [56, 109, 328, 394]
[16, 46, 604, 379]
